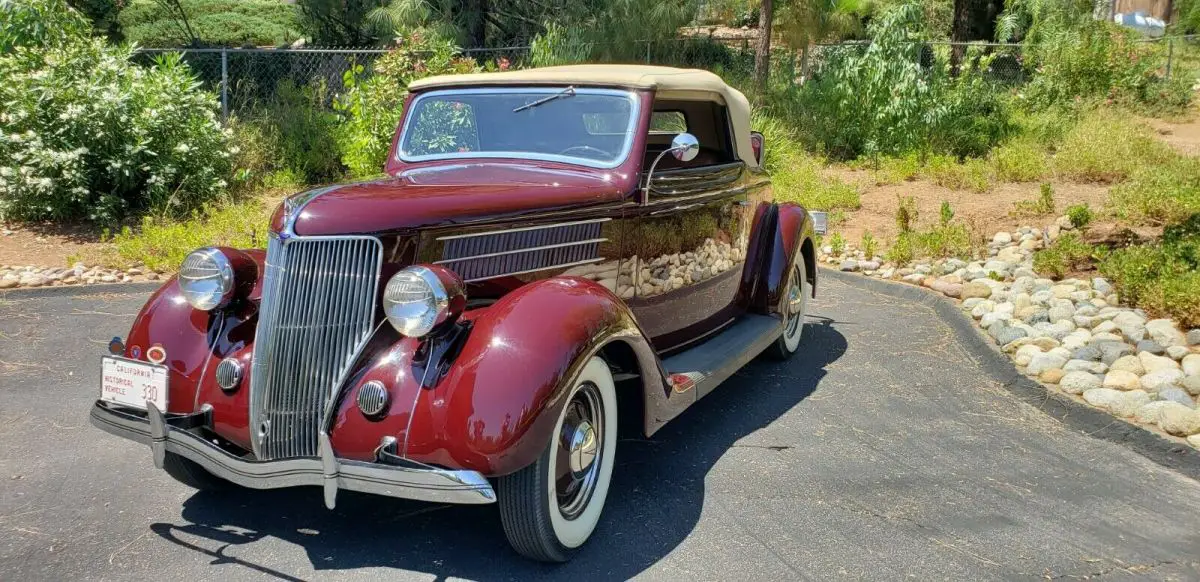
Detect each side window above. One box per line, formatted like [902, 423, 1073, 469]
[649, 111, 687, 134]
[407, 100, 480, 156]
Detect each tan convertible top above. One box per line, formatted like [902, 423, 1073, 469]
[408, 65, 758, 168]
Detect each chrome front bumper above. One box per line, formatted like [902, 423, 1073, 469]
[89, 401, 496, 508]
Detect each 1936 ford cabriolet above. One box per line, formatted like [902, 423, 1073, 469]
[91, 65, 824, 562]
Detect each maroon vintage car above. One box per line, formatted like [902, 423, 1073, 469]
[91, 65, 823, 562]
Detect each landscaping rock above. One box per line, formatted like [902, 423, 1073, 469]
[1188, 329, 1200, 346]
[1072, 346, 1102, 362]
[0, 277, 17, 289]
[1083, 388, 1150, 418]
[1040, 368, 1066, 384]
[1097, 342, 1136, 365]
[1167, 346, 1190, 361]
[1027, 352, 1068, 376]
[1158, 402, 1200, 436]
[1112, 311, 1147, 342]
[1145, 318, 1187, 348]
[1135, 340, 1165, 355]
[961, 281, 993, 299]
[1190, 434, 1200, 449]
[1157, 386, 1195, 408]
[1136, 401, 1174, 424]
[928, 279, 962, 298]
[1103, 370, 1142, 391]
[1183, 354, 1200, 377]
[992, 232, 1012, 244]
[1184, 376, 1200, 397]
[993, 326, 1027, 346]
[1110, 354, 1146, 375]
[840, 260, 859, 272]
[1140, 369, 1185, 393]
[1139, 352, 1180, 373]
[1063, 359, 1106, 374]
[1060, 371, 1101, 394]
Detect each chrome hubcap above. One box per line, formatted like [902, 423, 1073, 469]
[556, 382, 604, 520]
[785, 265, 804, 338]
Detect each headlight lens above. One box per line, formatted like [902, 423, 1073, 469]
[383, 266, 451, 337]
[179, 248, 234, 311]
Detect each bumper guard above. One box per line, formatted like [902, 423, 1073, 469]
[89, 401, 496, 508]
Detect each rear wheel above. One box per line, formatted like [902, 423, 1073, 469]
[766, 255, 809, 360]
[162, 452, 231, 491]
[498, 356, 617, 562]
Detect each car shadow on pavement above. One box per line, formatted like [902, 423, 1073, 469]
[150, 317, 848, 581]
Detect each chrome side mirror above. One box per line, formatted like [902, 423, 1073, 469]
[643, 132, 700, 205]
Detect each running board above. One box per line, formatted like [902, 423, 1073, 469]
[662, 314, 782, 398]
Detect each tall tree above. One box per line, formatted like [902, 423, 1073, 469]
[755, 0, 774, 90]
[950, 0, 1001, 73]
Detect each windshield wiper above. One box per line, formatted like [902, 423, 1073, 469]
[512, 86, 575, 113]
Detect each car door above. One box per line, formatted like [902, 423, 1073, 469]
[621, 105, 769, 353]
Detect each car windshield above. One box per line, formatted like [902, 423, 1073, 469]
[398, 88, 638, 169]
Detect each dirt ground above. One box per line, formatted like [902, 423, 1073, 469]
[1143, 115, 1200, 157]
[0, 222, 106, 268]
[829, 170, 1112, 246]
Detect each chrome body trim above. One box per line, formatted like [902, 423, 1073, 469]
[90, 401, 496, 506]
[396, 88, 640, 170]
[249, 234, 384, 460]
[435, 217, 611, 241]
[461, 258, 604, 283]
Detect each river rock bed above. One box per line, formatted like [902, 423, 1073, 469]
[820, 217, 1200, 450]
[0, 263, 161, 289]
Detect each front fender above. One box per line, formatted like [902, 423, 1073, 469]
[329, 276, 658, 476]
[121, 250, 264, 451]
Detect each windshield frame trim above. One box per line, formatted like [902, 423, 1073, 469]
[396, 87, 641, 170]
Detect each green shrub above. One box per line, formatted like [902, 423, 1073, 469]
[788, 2, 1011, 160]
[924, 155, 992, 192]
[1108, 155, 1200, 226]
[1, 0, 89, 50]
[0, 35, 230, 224]
[861, 230, 877, 258]
[990, 138, 1049, 182]
[753, 111, 861, 213]
[247, 80, 344, 185]
[829, 232, 846, 255]
[1022, 20, 1192, 114]
[1033, 233, 1101, 278]
[100, 194, 278, 271]
[1100, 221, 1200, 327]
[118, 0, 301, 47]
[896, 195, 918, 233]
[939, 200, 954, 226]
[334, 28, 480, 178]
[885, 233, 913, 264]
[1066, 203, 1093, 229]
[871, 154, 922, 185]
[1013, 182, 1056, 216]
[1053, 109, 1175, 183]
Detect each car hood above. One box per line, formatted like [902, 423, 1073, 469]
[284, 162, 634, 236]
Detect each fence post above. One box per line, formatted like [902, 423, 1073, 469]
[220, 48, 229, 124]
[1165, 38, 1173, 80]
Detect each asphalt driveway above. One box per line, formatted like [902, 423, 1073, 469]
[1, 276, 1199, 580]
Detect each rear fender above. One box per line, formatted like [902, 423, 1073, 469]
[749, 203, 816, 314]
[329, 277, 665, 476]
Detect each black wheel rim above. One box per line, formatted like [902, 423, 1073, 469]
[555, 381, 603, 520]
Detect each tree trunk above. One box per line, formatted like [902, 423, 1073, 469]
[754, 0, 774, 91]
[461, 0, 489, 49]
[950, 0, 1001, 75]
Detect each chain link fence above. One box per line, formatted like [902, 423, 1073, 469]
[134, 33, 1198, 124]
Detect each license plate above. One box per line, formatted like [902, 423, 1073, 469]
[100, 356, 168, 411]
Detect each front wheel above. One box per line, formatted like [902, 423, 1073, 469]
[498, 356, 617, 562]
[766, 255, 809, 360]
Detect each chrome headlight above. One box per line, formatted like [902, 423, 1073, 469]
[179, 248, 234, 311]
[383, 266, 465, 337]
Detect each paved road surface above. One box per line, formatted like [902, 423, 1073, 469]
[2, 277, 1199, 581]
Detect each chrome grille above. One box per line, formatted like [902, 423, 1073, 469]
[250, 235, 382, 460]
[436, 219, 607, 282]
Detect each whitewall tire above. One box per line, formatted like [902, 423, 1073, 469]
[768, 255, 809, 359]
[498, 356, 617, 562]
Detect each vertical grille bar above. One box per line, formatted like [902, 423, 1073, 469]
[248, 235, 382, 460]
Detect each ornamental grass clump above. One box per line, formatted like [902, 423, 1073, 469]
[0, 4, 231, 224]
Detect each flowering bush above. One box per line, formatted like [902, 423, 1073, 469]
[334, 28, 480, 178]
[0, 37, 231, 224]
